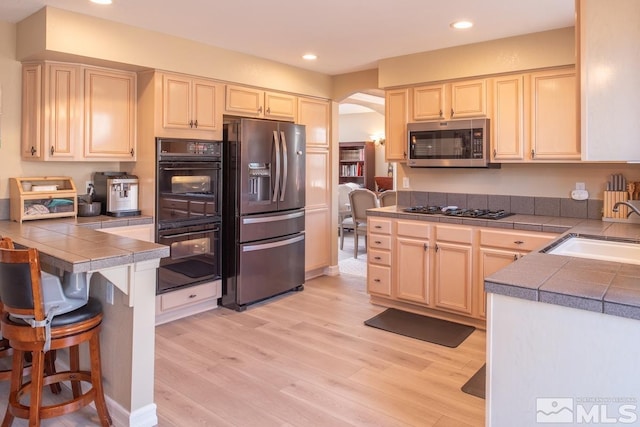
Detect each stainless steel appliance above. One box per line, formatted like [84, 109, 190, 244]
[156, 138, 222, 294]
[407, 118, 497, 168]
[93, 172, 141, 217]
[222, 118, 306, 311]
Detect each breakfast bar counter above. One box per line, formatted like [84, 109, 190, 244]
[0, 217, 169, 427]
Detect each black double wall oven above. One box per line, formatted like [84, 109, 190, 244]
[156, 138, 222, 294]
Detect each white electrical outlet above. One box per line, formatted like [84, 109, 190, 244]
[576, 182, 586, 191]
[402, 177, 410, 188]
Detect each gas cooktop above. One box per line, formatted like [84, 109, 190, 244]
[403, 206, 515, 220]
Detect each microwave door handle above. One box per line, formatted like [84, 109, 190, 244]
[272, 130, 281, 202]
[279, 131, 288, 202]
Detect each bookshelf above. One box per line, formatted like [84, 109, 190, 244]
[339, 141, 375, 191]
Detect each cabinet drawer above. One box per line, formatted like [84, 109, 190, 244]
[368, 218, 391, 235]
[368, 264, 391, 296]
[397, 220, 430, 238]
[368, 249, 391, 266]
[480, 229, 557, 252]
[436, 225, 472, 243]
[369, 234, 391, 250]
[157, 281, 221, 312]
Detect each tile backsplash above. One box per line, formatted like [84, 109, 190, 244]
[397, 191, 603, 220]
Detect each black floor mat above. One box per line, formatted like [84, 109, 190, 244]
[163, 259, 214, 278]
[364, 308, 475, 348]
[461, 364, 486, 399]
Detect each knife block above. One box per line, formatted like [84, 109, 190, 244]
[603, 191, 628, 219]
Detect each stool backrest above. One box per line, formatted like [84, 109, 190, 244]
[0, 237, 44, 322]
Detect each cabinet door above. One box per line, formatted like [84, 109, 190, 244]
[21, 64, 42, 159]
[225, 85, 264, 117]
[492, 74, 526, 161]
[298, 97, 331, 274]
[396, 237, 430, 303]
[530, 69, 580, 160]
[477, 247, 519, 318]
[162, 74, 192, 130]
[297, 97, 330, 148]
[264, 91, 297, 121]
[450, 79, 487, 118]
[434, 241, 473, 314]
[44, 63, 80, 160]
[84, 67, 136, 160]
[192, 78, 223, 133]
[412, 84, 446, 121]
[385, 88, 409, 161]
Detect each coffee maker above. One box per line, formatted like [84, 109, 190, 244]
[93, 172, 141, 217]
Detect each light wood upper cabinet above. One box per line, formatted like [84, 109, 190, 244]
[492, 74, 527, 161]
[21, 62, 136, 161]
[411, 79, 487, 122]
[22, 63, 80, 161]
[412, 84, 446, 121]
[297, 97, 330, 148]
[225, 85, 297, 121]
[491, 67, 579, 163]
[530, 68, 580, 161]
[385, 88, 409, 161]
[84, 67, 137, 160]
[450, 79, 487, 118]
[159, 73, 223, 140]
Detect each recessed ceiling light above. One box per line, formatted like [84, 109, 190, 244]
[90, 0, 113, 5]
[302, 53, 317, 61]
[450, 20, 473, 30]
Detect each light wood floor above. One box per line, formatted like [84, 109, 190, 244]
[0, 274, 486, 426]
[155, 275, 486, 427]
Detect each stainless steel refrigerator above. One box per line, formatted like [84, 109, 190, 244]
[222, 118, 306, 311]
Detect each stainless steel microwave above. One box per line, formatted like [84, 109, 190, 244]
[407, 118, 496, 168]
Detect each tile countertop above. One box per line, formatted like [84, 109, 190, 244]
[0, 215, 169, 273]
[367, 206, 640, 321]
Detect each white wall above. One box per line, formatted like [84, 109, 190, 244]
[338, 111, 387, 177]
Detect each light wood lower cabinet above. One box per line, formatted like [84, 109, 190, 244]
[367, 218, 393, 297]
[476, 228, 557, 318]
[366, 217, 558, 325]
[433, 225, 473, 315]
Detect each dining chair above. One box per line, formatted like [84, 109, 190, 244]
[346, 188, 378, 258]
[378, 190, 397, 207]
[0, 237, 111, 427]
[338, 184, 356, 250]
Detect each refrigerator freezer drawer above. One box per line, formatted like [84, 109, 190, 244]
[237, 233, 305, 306]
[239, 209, 305, 242]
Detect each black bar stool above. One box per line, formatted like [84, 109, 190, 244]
[0, 237, 111, 427]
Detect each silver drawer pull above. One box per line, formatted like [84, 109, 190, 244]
[189, 294, 197, 299]
[375, 225, 382, 229]
[514, 240, 524, 244]
[374, 256, 381, 260]
[373, 279, 381, 282]
[375, 240, 382, 244]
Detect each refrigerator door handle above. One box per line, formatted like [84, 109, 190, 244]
[242, 234, 305, 252]
[242, 210, 305, 224]
[272, 130, 281, 202]
[279, 130, 288, 202]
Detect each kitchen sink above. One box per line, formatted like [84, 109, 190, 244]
[544, 235, 640, 265]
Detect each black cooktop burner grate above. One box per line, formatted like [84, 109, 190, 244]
[403, 206, 514, 220]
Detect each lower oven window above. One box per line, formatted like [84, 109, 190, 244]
[157, 223, 221, 294]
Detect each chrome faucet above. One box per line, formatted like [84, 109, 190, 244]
[613, 201, 640, 218]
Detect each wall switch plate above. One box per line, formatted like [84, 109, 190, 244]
[576, 182, 586, 191]
[402, 177, 410, 188]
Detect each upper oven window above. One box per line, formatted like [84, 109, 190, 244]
[171, 175, 211, 194]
